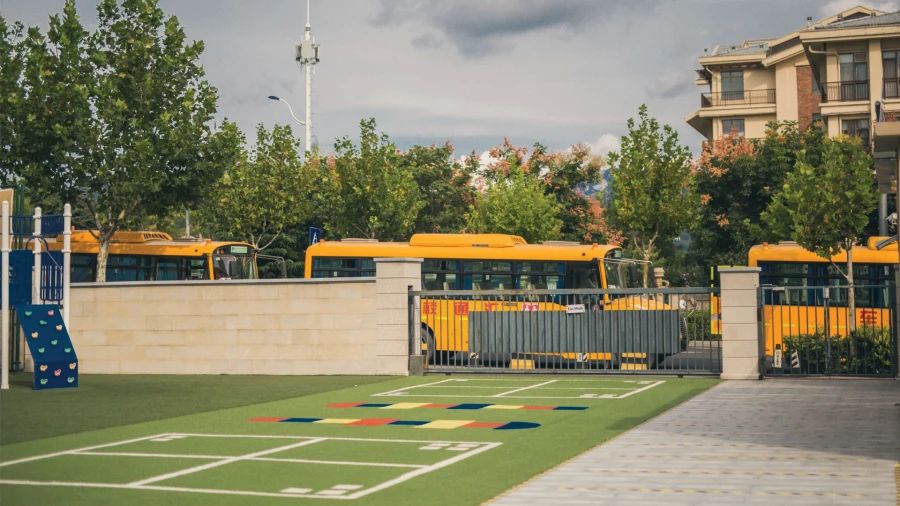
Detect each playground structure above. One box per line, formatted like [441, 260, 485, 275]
[0, 187, 74, 390]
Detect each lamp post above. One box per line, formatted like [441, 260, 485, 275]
[267, 95, 305, 126]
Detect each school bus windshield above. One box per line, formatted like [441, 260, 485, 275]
[213, 245, 258, 280]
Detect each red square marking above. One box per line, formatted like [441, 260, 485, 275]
[464, 422, 504, 428]
[424, 403, 456, 409]
[347, 418, 398, 426]
[327, 402, 364, 409]
[521, 406, 554, 410]
[246, 417, 287, 422]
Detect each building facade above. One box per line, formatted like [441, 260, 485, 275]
[686, 5, 900, 233]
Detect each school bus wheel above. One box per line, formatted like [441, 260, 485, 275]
[421, 325, 435, 362]
[679, 317, 689, 351]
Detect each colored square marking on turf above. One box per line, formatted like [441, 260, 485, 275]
[418, 420, 475, 429]
[326, 402, 363, 408]
[314, 418, 360, 424]
[464, 422, 505, 429]
[423, 403, 456, 409]
[380, 402, 429, 410]
[521, 405, 555, 410]
[448, 403, 491, 410]
[281, 418, 322, 423]
[347, 418, 398, 426]
[553, 406, 589, 411]
[247, 417, 288, 422]
[483, 405, 523, 410]
[356, 403, 391, 408]
[388, 420, 429, 426]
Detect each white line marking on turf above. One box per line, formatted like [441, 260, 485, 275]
[281, 487, 312, 494]
[251, 457, 425, 469]
[0, 480, 354, 500]
[615, 380, 665, 398]
[171, 433, 491, 445]
[334, 485, 364, 490]
[127, 438, 326, 486]
[316, 490, 348, 496]
[74, 452, 227, 460]
[492, 380, 558, 397]
[0, 434, 167, 468]
[344, 442, 503, 499]
[372, 379, 455, 397]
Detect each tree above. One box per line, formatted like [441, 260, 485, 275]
[692, 121, 827, 267]
[468, 161, 563, 244]
[605, 105, 697, 286]
[2, 0, 242, 281]
[762, 135, 878, 332]
[201, 124, 311, 252]
[405, 142, 476, 234]
[311, 118, 422, 241]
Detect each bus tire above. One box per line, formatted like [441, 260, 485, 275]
[679, 317, 690, 351]
[421, 325, 436, 363]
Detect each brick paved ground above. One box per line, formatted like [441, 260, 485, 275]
[491, 379, 900, 506]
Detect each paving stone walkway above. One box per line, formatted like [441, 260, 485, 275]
[491, 379, 900, 506]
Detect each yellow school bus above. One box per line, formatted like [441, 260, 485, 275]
[46, 230, 263, 282]
[305, 233, 679, 367]
[749, 238, 895, 359]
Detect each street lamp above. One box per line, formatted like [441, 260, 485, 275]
[267, 95, 305, 125]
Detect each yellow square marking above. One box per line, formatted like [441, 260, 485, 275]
[314, 419, 359, 424]
[417, 420, 475, 429]
[380, 403, 428, 410]
[484, 405, 522, 410]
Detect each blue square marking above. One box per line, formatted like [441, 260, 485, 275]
[356, 403, 392, 408]
[388, 420, 429, 426]
[280, 418, 322, 423]
[553, 406, 588, 411]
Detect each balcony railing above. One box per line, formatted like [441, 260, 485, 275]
[822, 80, 869, 103]
[700, 89, 776, 108]
[884, 77, 900, 99]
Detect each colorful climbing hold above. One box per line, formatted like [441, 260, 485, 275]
[50, 340, 57, 346]
[30, 332, 38, 339]
[37, 348, 45, 354]
[67, 377, 74, 384]
[24, 311, 32, 317]
[40, 379, 48, 385]
[56, 325, 63, 331]
[53, 369, 61, 377]
[69, 362, 77, 370]
[39, 365, 47, 372]
[47, 310, 54, 316]
[39, 320, 47, 326]
[64, 348, 71, 353]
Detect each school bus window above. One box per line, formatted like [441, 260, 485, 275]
[464, 261, 511, 272]
[422, 259, 460, 290]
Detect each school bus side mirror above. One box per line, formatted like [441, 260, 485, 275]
[629, 264, 640, 286]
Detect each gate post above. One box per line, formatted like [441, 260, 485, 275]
[719, 267, 762, 380]
[374, 258, 422, 376]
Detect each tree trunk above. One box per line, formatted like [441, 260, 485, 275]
[642, 243, 654, 288]
[846, 245, 857, 357]
[96, 239, 109, 283]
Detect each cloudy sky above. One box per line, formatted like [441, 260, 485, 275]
[3, 0, 898, 158]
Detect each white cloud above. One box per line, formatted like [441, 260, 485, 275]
[586, 134, 621, 158]
[819, 0, 899, 18]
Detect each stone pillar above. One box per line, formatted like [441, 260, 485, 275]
[375, 258, 422, 376]
[719, 267, 762, 380]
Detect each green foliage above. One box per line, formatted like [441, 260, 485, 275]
[311, 118, 423, 241]
[468, 163, 563, 244]
[2, 0, 242, 281]
[692, 122, 828, 267]
[782, 326, 893, 375]
[683, 309, 719, 341]
[200, 123, 310, 251]
[404, 142, 476, 234]
[606, 105, 696, 285]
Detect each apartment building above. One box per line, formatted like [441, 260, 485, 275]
[686, 5, 900, 234]
[686, 5, 900, 144]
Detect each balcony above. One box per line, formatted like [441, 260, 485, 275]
[700, 89, 775, 108]
[884, 78, 900, 99]
[822, 80, 869, 103]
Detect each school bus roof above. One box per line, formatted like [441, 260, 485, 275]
[749, 238, 898, 265]
[45, 230, 254, 256]
[307, 234, 620, 261]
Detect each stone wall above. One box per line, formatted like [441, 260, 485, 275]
[28, 278, 387, 375]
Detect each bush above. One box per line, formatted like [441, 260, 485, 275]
[782, 325, 893, 375]
[683, 309, 720, 341]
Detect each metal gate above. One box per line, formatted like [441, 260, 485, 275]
[409, 287, 721, 375]
[759, 285, 898, 377]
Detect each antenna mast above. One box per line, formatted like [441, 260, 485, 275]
[295, 0, 320, 154]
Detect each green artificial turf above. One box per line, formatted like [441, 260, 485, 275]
[0, 375, 718, 506]
[0, 373, 393, 445]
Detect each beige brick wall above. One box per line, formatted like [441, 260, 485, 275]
[34, 278, 384, 375]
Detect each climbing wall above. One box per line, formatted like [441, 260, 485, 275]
[16, 304, 78, 391]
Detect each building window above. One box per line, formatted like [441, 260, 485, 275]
[842, 118, 870, 147]
[722, 119, 745, 137]
[721, 71, 744, 101]
[838, 53, 868, 101]
[884, 51, 900, 98]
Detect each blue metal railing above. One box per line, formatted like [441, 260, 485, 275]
[9, 214, 65, 237]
